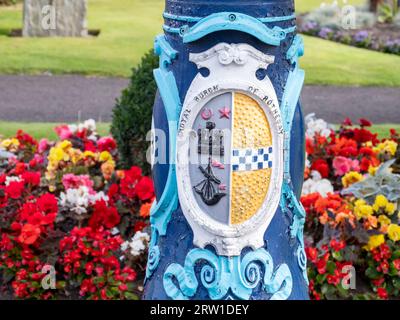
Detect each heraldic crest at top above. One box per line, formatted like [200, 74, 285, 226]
[176, 43, 284, 256]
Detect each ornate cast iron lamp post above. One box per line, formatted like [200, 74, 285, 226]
[144, 0, 309, 300]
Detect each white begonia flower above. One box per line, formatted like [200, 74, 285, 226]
[121, 241, 129, 252]
[0, 148, 14, 159]
[59, 186, 109, 215]
[302, 170, 334, 197]
[5, 176, 22, 186]
[78, 119, 96, 133]
[305, 113, 333, 139]
[68, 124, 78, 134]
[121, 231, 150, 257]
[87, 134, 98, 142]
[111, 227, 120, 235]
[311, 170, 322, 180]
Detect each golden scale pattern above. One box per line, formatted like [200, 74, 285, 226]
[231, 93, 272, 225]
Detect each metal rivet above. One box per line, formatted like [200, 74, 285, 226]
[228, 14, 236, 21]
[179, 26, 188, 36]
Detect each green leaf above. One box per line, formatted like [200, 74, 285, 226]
[316, 274, 327, 284]
[124, 292, 139, 300]
[92, 277, 105, 285]
[393, 278, 400, 289]
[393, 250, 400, 259]
[389, 265, 398, 277]
[336, 283, 350, 298]
[332, 251, 343, 261]
[365, 266, 382, 280]
[321, 283, 329, 295]
[327, 261, 336, 274]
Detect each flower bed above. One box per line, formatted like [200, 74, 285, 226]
[297, 4, 400, 56]
[0, 116, 399, 300]
[302, 114, 400, 300]
[0, 121, 154, 299]
[299, 21, 400, 55]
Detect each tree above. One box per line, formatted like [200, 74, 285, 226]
[369, 0, 383, 12]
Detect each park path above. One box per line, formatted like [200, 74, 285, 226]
[0, 75, 399, 123]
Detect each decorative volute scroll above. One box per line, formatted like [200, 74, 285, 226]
[176, 43, 284, 256]
[190, 43, 275, 69]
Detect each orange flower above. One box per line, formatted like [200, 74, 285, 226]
[335, 210, 356, 229]
[364, 215, 378, 230]
[316, 134, 328, 146]
[101, 161, 115, 180]
[314, 193, 342, 215]
[116, 170, 125, 179]
[319, 212, 329, 225]
[18, 224, 41, 245]
[139, 202, 152, 218]
[328, 137, 358, 157]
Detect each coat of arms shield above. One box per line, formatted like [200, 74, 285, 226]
[176, 43, 284, 256]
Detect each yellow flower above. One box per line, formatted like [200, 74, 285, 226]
[45, 171, 55, 181]
[59, 140, 72, 151]
[378, 215, 391, 227]
[368, 165, 378, 176]
[48, 147, 64, 163]
[99, 151, 112, 162]
[388, 224, 400, 242]
[361, 205, 373, 217]
[69, 149, 82, 164]
[83, 150, 96, 159]
[364, 234, 385, 251]
[342, 171, 363, 188]
[354, 199, 373, 219]
[373, 195, 388, 212]
[1, 138, 20, 151]
[386, 202, 396, 215]
[373, 140, 398, 156]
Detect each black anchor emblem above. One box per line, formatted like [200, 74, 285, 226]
[193, 122, 226, 206]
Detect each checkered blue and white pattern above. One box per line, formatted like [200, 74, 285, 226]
[232, 147, 273, 172]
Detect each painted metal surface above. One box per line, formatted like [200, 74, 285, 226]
[144, 0, 309, 300]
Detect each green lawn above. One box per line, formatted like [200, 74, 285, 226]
[0, 0, 400, 86]
[368, 124, 399, 139]
[0, 121, 111, 141]
[0, 122, 397, 141]
[296, 0, 365, 12]
[302, 36, 400, 86]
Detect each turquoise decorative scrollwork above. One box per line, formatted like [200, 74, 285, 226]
[163, 248, 293, 300]
[163, 12, 296, 46]
[145, 35, 181, 280]
[145, 228, 161, 280]
[280, 34, 309, 284]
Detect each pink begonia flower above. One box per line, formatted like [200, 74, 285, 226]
[332, 156, 360, 176]
[54, 125, 73, 140]
[97, 137, 117, 152]
[33, 154, 44, 165]
[7, 155, 18, 165]
[351, 159, 360, 172]
[62, 174, 94, 193]
[38, 139, 49, 153]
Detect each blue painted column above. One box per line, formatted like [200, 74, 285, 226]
[144, 0, 309, 300]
